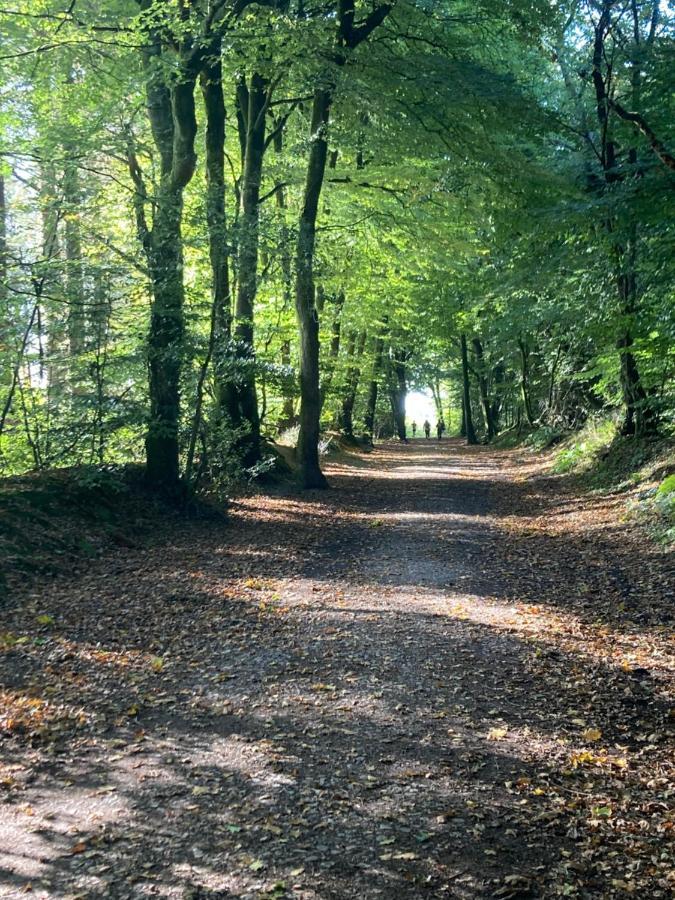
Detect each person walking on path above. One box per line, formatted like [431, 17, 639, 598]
[411, 421, 417, 438]
[423, 419, 431, 439]
[437, 418, 445, 440]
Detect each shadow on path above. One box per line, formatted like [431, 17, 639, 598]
[0, 440, 672, 899]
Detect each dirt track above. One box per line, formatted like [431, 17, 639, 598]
[1, 440, 673, 899]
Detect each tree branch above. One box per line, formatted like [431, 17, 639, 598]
[609, 99, 675, 171]
[125, 139, 152, 255]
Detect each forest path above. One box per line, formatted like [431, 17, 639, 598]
[0, 440, 673, 899]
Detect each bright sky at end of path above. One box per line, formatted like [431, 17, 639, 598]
[406, 390, 436, 425]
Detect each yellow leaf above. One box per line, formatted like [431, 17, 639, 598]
[150, 656, 164, 672]
[582, 727, 602, 742]
[487, 727, 508, 741]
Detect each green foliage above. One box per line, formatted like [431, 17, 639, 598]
[629, 470, 675, 546]
[0, 0, 672, 490]
[524, 426, 567, 451]
[656, 474, 675, 497]
[553, 418, 619, 475]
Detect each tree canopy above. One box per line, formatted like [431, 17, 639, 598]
[1, 0, 673, 488]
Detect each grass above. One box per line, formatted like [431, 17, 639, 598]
[552, 418, 618, 477]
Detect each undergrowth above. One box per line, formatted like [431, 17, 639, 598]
[549, 415, 675, 543]
[0, 465, 218, 598]
[494, 416, 674, 545]
[552, 418, 618, 476]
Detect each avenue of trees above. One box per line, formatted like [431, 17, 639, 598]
[0, 0, 673, 491]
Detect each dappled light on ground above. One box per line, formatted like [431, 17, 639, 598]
[1, 441, 673, 898]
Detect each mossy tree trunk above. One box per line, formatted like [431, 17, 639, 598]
[129, 12, 201, 491]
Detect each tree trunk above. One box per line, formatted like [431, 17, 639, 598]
[293, 0, 392, 486]
[33, 161, 64, 460]
[278, 340, 296, 430]
[273, 130, 296, 431]
[133, 20, 199, 491]
[617, 249, 654, 435]
[491, 361, 504, 435]
[518, 337, 535, 428]
[460, 334, 477, 445]
[63, 154, 85, 362]
[431, 379, 443, 419]
[233, 72, 268, 465]
[319, 289, 344, 411]
[390, 349, 408, 442]
[39, 162, 64, 410]
[472, 337, 495, 440]
[294, 87, 332, 489]
[200, 45, 238, 429]
[590, 1, 655, 436]
[338, 329, 366, 437]
[145, 186, 188, 488]
[546, 345, 562, 417]
[0, 174, 9, 384]
[90, 268, 111, 464]
[364, 328, 385, 443]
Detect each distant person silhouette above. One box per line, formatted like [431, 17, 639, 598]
[423, 419, 431, 439]
[411, 421, 417, 437]
[437, 418, 445, 440]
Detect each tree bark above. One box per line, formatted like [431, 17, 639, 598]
[364, 327, 385, 443]
[0, 174, 9, 384]
[63, 154, 85, 363]
[338, 329, 366, 437]
[589, 0, 656, 435]
[472, 337, 496, 440]
[293, 1, 392, 487]
[431, 379, 443, 420]
[199, 43, 238, 429]
[390, 349, 408, 442]
[294, 87, 332, 488]
[131, 14, 200, 490]
[233, 72, 268, 465]
[319, 289, 344, 411]
[273, 129, 296, 430]
[460, 334, 477, 445]
[518, 337, 535, 428]
[616, 240, 654, 435]
[491, 360, 504, 435]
